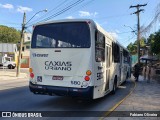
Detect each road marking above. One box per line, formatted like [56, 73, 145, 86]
[99, 79, 137, 120]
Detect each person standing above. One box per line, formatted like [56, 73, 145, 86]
[143, 65, 147, 80]
[143, 60, 147, 80]
[147, 63, 152, 83]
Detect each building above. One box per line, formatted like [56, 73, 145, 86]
[0, 43, 18, 63]
[24, 32, 32, 43]
[21, 32, 32, 68]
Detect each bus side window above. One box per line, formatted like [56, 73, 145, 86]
[123, 49, 129, 63]
[113, 43, 120, 63]
[95, 30, 105, 62]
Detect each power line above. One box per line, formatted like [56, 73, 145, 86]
[27, 0, 85, 28]
[64, 0, 96, 18]
[141, 2, 160, 35]
[39, 0, 84, 22]
[28, 0, 68, 25]
[65, 1, 129, 20]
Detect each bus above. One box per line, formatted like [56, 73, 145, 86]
[29, 19, 131, 99]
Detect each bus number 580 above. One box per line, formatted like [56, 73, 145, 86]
[71, 81, 81, 85]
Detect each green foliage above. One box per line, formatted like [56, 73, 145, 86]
[0, 25, 21, 43]
[150, 30, 160, 54]
[127, 29, 160, 55]
[147, 33, 154, 45]
[127, 42, 137, 54]
[127, 37, 146, 55]
[139, 37, 146, 47]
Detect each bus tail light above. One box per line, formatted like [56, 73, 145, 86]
[29, 68, 33, 73]
[30, 73, 34, 79]
[84, 76, 90, 81]
[86, 70, 92, 76]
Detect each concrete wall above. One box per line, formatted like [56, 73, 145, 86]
[24, 33, 32, 42]
[0, 43, 17, 52]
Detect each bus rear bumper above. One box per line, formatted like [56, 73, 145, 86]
[29, 82, 93, 99]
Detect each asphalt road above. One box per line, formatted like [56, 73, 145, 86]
[0, 78, 134, 120]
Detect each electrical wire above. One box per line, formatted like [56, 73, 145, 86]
[26, 0, 85, 28]
[27, 0, 69, 26]
[39, 0, 84, 22]
[64, 0, 96, 18]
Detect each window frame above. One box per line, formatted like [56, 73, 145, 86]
[31, 22, 91, 49]
[95, 30, 105, 62]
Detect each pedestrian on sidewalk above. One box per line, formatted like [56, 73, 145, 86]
[147, 63, 152, 83]
[133, 63, 140, 82]
[143, 60, 147, 80]
[143, 65, 147, 80]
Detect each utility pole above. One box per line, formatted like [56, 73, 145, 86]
[16, 12, 26, 77]
[130, 4, 147, 65]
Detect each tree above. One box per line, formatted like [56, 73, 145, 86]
[0, 25, 21, 43]
[127, 37, 146, 55]
[140, 37, 146, 47]
[127, 42, 137, 54]
[150, 30, 160, 55]
[147, 33, 154, 45]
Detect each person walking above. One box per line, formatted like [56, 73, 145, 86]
[134, 63, 140, 81]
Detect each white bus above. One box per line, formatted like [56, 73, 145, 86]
[29, 19, 131, 99]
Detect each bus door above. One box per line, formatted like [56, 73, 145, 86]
[120, 51, 123, 82]
[105, 45, 111, 91]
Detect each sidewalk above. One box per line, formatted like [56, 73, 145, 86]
[0, 71, 28, 80]
[105, 76, 160, 120]
[0, 70, 29, 90]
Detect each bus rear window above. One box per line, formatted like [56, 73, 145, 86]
[31, 22, 91, 48]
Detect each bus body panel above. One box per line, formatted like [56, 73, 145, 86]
[30, 48, 93, 88]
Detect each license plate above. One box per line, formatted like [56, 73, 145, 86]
[52, 76, 63, 80]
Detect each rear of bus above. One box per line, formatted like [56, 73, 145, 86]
[29, 19, 95, 99]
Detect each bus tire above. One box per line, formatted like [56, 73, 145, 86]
[111, 77, 117, 94]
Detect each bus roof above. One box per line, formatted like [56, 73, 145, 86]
[34, 19, 95, 26]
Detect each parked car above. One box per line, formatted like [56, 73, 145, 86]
[0, 54, 16, 69]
